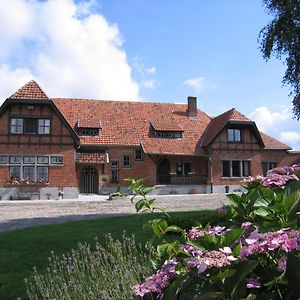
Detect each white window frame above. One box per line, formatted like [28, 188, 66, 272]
[228, 129, 241, 142]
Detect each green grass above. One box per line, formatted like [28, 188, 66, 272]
[0, 210, 219, 299]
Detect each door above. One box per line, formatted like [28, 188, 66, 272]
[157, 158, 170, 184]
[80, 166, 99, 194]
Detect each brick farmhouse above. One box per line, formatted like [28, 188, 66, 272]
[0, 80, 298, 199]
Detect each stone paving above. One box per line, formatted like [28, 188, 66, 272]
[0, 193, 230, 232]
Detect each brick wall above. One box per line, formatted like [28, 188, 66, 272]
[210, 149, 292, 185]
[0, 102, 77, 188]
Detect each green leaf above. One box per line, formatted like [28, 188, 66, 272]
[232, 242, 242, 257]
[223, 228, 244, 247]
[283, 180, 300, 197]
[224, 260, 259, 299]
[165, 225, 183, 234]
[283, 191, 300, 217]
[227, 193, 242, 206]
[151, 219, 168, 237]
[215, 268, 236, 281]
[253, 208, 269, 217]
[134, 199, 146, 212]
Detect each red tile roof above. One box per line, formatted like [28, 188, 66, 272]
[77, 117, 102, 128]
[9, 80, 49, 100]
[75, 152, 107, 164]
[150, 121, 183, 131]
[260, 132, 291, 150]
[6, 81, 291, 154]
[53, 98, 211, 155]
[202, 108, 254, 146]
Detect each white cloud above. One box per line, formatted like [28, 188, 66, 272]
[249, 106, 291, 131]
[143, 80, 155, 89]
[280, 131, 300, 144]
[146, 67, 156, 74]
[183, 77, 206, 94]
[0, 0, 139, 102]
[132, 57, 157, 90]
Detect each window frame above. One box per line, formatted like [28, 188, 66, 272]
[135, 149, 142, 161]
[0, 155, 8, 165]
[38, 119, 51, 134]
[123, 155, 131, 168]
[222, 160, 251, 178]
[176, 162, 192, 176]
[227, 128, 242, 143]
[10, 118, 23, 134]
[154, 131, 183, 139]
[10, 117, 51, 135]
[50, 156, 63, 165]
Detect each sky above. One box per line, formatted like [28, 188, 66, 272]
[0, 0, 299, 149]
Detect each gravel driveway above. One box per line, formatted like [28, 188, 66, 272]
[0, 193, 230, 232]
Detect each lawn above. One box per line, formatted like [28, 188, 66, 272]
[0, 210, 218, 299]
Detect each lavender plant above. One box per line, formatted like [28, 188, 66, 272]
[128, 165, 300, 300]
[26, 233, 153, 300]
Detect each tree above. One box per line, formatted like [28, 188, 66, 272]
[259, 0, 300, 119]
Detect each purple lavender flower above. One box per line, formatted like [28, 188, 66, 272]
[246, 276, 261, 289]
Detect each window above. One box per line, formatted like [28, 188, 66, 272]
[0, 156, 8, 164]
[222, 161, 230, 177]
[123, 155, 131, 168]
[37, 156, 49, 164]
[37, 166, 48, 181]
[10, 166, 20, 179]
[135, 149, 142, 160]
[222, 160, 250, 177]
[9, 156, 21, 164]
[78, 128, 99, 136]
[262, 161, 277, 176]
[11, 118, 23, 133]
[50, 156, 63, 165]
[111, 169, 119, 183]
[10, 118, 50, 134]
[176, 162, 191, 176]
[23, 156, 36, 164]
[111, 160, 119, 168]
[154, 131, 182, 139]
[23, 166, 35, 181]
[38, 119, 50, 134]
[228, 129, 241, 142]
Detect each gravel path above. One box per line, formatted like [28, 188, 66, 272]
[0, 194, 230, 232]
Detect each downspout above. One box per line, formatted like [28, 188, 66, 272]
[209, 156, 213, 193]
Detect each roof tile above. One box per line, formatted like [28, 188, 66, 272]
[9, 80, 49, 100]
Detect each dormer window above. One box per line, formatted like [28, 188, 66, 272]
[154, 131, 182, 139]
[150, 121, 183, 139]
[78, 128, 99, 136]
[228, 129, 241, 142]
[76, 118, 101, 136]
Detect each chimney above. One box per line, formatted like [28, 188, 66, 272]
[187, 96, 198, 118]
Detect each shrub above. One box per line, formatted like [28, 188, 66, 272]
[127, 165, 300, 299]
[26, 233, 153, 300]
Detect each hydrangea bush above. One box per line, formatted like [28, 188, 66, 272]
[128, 165, 300, 299]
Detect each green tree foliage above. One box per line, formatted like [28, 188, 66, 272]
[259, 0, 300, 119]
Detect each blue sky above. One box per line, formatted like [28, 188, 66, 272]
[0, 0, 299, 149]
